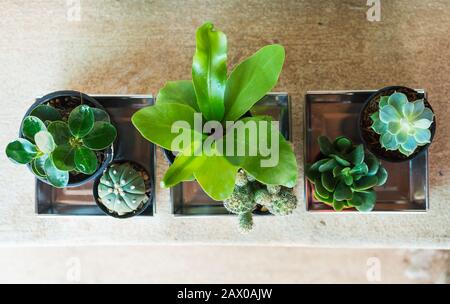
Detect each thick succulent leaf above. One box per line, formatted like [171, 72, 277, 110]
[417, 107, 434, 121]
[387, 121, 401, 135]
[314, 176, 331, 199]
[353, 175, 378, 191]
[330, 154, 350, 166]
[387, 92, 408, 113]
[396, 130, 408, 144]
[347, 144, 364, 165]
[370, 111, 380, 123]
[333, 200, 345, 211]
[379, 104, 400, 123]
[305, 164, 320, 183]
[68, 105, 95, 138]
[365, 152, 379, 176]
[47, 121, 71, 145]
[332, 165, 343, 178]
[92, 108, 111, 123]
[44, 157, 69, 188]
[318, 158, 337, 172]
[31, 155, 47, 178]
[333, 136, 352, 153]
[380, 133, 398, 150]
[30, 105, 62, 123]
[192, 22, 227, 121]
[413, 118, 433, 129]
[321, 171, 336, 192]
[156, 80, 199, 112]
[401, 135, 418, 154]
[310, 158, 329, 172]
[132, 103, 202, 151]
[379, 96, 389, 107]
[334, 181, 353, 201]
[52, 144, 76, 171]
[22, 116, 47, 141]
[402, 102, 414, 119]
[224, 44, 285, 121]
[375, 166, 388, 186]
[74, 146, 98, 175]
[410, 100, 425, 119]
[34, 131, 56, 154]
[371, 118, 388, 134]
[313, 190, 333, 204]
[398, 146, 412, 156]
[353, 190, 376, 212]
[414, 128, 431, 144]
[343, 174, 353, 186]
[350, 162, 369, 176]
[6, 138, 38, 164]
[347, 193, 363, 207]
[83, 122, 117, 150]
[318, 136, 333, 155]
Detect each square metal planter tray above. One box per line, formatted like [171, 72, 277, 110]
[171, 93, 292, 216]
[35, 95, 156, 217]
[305, 90, 428, 212]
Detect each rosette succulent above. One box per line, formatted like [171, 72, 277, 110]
[6, 103, 117, 188]
[224, 170, 297, 233]
[97, 162, 149, 216]
[370, 92, 434, 156]
[306, 136, 388, 212]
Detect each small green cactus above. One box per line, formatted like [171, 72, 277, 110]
[223, 184, 255, 214]
[97, 162, 148, 216]
[238, 212, 254, 233]
[371, 92, 434, 156]
[306, 136, 388, 212]
[267, 189, 298, 216]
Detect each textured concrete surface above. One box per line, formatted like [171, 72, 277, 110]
[0, 1, 449, 248]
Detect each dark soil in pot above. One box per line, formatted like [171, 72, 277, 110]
[93, 160, 154, 219]
[21, 90, 114, 187]
[359, 86, 436, 162]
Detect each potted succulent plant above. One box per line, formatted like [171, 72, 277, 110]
[94, 161, 153, 218]
[305, 136, 388, 212]
[132, 22, 298, 231]
[5, 91, 117, 188]
[359, 86, 436, 162]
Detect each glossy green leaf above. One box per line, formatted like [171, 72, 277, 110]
[192, 22, 227, 121]
[334, 181, 353, 201]
[313, 190, 333, 204]
[333, 200, 345, 211]
[318, 136, 333, 155]
[314, 177, 330, 199]
[333, 136, 352, 153]
[347, 144, 364, 165]
[349, 163, 369, 176]
[364, 152, 379, 176]
[92, 108, 111, 123]
[83, 121, 117, 150]
[68, 105, 94, 138]
[6, 138, 38, 164]
[310, 159, 328, 172]
[318, 158, 337, 172]
[353, 175, 378, 191]
[22, 116, 46, 141]
[354, 190, 376, 212]
[343, 174, 353, 186]
[161, 154, 198, 188]
[132, 103, 202, 151]
[47, 121, 71, 145]
[44, 157, 69, 188]
[330, 154, 350, 166]
[321, 171, 336, 192]
[31, 155, 48, 178]
[34, 131, 56, 154]
[224, 44, 285, 121]
[52, 144, 76, 171]
[156, 80, 199, 112]
[375, 166, 388, 186]
[30, 105, 61, 123]
[74, 146, 98, 175]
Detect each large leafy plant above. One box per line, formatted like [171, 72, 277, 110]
[6, 104, 117, 188]
[306, 136, 388, 212]
[371, 92, 434, 156]
[132, 22, 297, 200]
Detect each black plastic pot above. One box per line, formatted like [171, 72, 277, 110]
[93, 160, 154, 219]
[358, 86, 436, 163]
[20, 90, 114, 187]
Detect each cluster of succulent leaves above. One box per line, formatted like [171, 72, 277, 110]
[371, 92, 434, 156]
[224, 170, 297, 233]
[306, 136, 388, 212]
[6, 104, 117, 188]
[132, 22, 297, 201]
[97, 162, 148, 216]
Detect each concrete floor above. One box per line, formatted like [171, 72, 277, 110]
[0, 246, 448, 283]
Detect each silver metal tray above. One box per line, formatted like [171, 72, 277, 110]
[305, 90, 428, 212]
[171, 93, 291, 216]
[35, 95, 156, 217]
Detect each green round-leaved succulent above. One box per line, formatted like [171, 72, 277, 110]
[97, 162, 149, 216]
[306, 136, 388, 212]
[370, 92, 434, 156]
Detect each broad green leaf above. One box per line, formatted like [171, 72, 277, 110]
[353, 176, 378, 191]
[48, 121, 71, 145]
[44, 157, 69, 188]
[156, 80, 199, 112]
[22, 116, 47, 141]
[161, 154, 198, 188]
[68, 105, 94, 138]
[92, 108, 111, 123]
[74, 146, 98, 175]
[318, 136, 333, 155]
[376, 166, 388, 186]
[132, 103, 203, 151]
[83, 121, 117, 150]
[34, 131, 56, 154]
[192, 23, 227, 121]
[31, 155, 48, 178]
[354, 190, 376, 212]
[52, 144, 76, 171]
[30, 105, 61, 123]
[6, 138, 38, 164]
[334, 181, 353, 201]
[224, 44, 285, 121]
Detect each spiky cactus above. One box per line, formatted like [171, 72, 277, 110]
[371, 92, 434, 156]
[97, 162, 148, 216]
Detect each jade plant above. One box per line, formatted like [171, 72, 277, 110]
[371, 92, 434, 156]
[132, 22, 297, 201]
[6, 104, 117, 188]
[306, 136, 388, 212]
[97, 162, 149, 216]
[224, 170, 297, 233]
